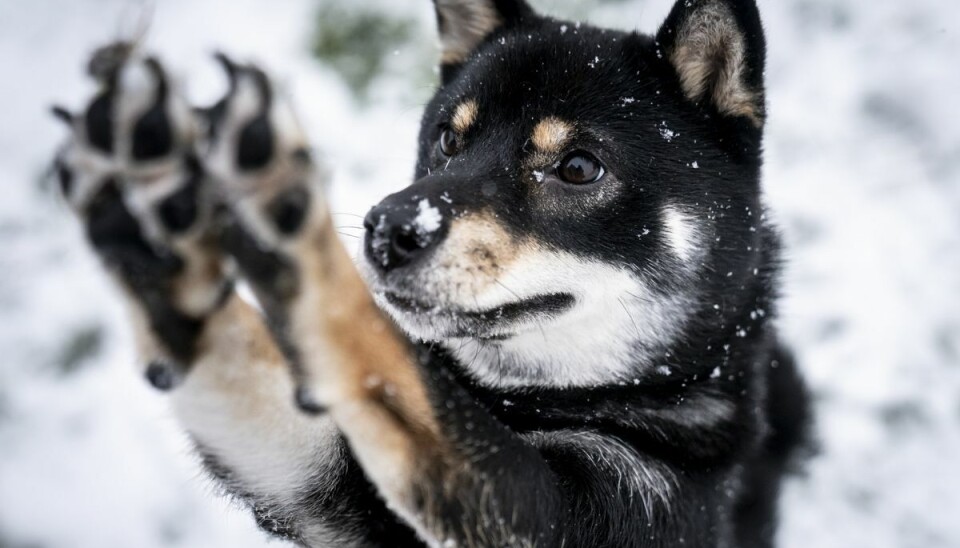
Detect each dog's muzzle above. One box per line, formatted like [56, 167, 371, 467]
[363, 190, 450, 273]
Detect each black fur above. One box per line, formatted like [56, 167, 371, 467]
[196, 1, 810, 546]
[156, 156, 202, 233]
[80, 174, 204, 387]
[356, 0, 808, 545]
[57, 2, 811, 546]
[219, 217, 313, 395]
[434, 0, 536, 84]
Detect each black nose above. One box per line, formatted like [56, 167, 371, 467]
[363, 202, 444, 272]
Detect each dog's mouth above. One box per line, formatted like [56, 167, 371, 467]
[381, 290, 576, 340]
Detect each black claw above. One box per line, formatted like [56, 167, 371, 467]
[249, 66, 274, 109]
[50, 105, 74, 126]
[131, 57, 174, 161]
[54, 159, 74, 198]
[213, 51, 239, 90]
[87, 41, 133, 83]
[145, 360, 182, 391]
[294, 385, 326, 415]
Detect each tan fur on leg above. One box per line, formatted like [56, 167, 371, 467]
[171, 293, 352, 546]
[277, 211, 452, 543]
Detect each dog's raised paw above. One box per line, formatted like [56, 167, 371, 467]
[202, 55, 361, 410]
[205, 54, 325, 244]
[203, 55, 332, 287]
[52, 45, 230, 389]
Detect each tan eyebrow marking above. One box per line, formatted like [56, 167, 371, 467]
[531, 117, 574, 154]
[451, 99, 479, 134]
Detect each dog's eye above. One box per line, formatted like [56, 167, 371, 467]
[438, 127, 459, 157]
[557, 152, 604, 184]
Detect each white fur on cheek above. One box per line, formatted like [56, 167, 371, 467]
[662, 205, 701, 264]
[441, 252, 692, 388]
[359, 218, 693, 389]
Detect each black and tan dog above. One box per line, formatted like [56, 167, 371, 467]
[51, 0, 810, 546]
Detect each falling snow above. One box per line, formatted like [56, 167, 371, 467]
[659, 121, 678, 142]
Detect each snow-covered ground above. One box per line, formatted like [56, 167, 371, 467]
[0, 0, 957, 546]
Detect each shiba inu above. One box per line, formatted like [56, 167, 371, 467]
[50, 0, 810, 546]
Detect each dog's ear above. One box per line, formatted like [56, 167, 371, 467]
[432, 0, 536, 83]
[656, 0, 766, 128]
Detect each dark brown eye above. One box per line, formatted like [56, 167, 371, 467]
[439, 127, 458, 157]
[557, 152, 604, 184]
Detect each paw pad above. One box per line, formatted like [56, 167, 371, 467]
[155, 159, 203, 234]
[267, 186, 310, 235]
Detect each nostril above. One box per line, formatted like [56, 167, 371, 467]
[392, 225, 424, 256]
[364, 202, 444, 272]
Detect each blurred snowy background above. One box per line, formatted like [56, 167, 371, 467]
[0, 0, 957, 546]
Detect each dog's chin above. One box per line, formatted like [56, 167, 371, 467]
[373, 289, 576, 342]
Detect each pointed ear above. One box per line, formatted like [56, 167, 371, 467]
[432, 0, 535, 82]
[657, 0, 766, 128]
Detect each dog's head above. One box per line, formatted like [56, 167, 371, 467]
[360, 0, 770, 388]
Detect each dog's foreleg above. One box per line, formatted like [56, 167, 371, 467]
[52, 48, 419, 547]
[206, 60, 573, 548]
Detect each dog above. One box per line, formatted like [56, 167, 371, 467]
[50, 0, 810, 546]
